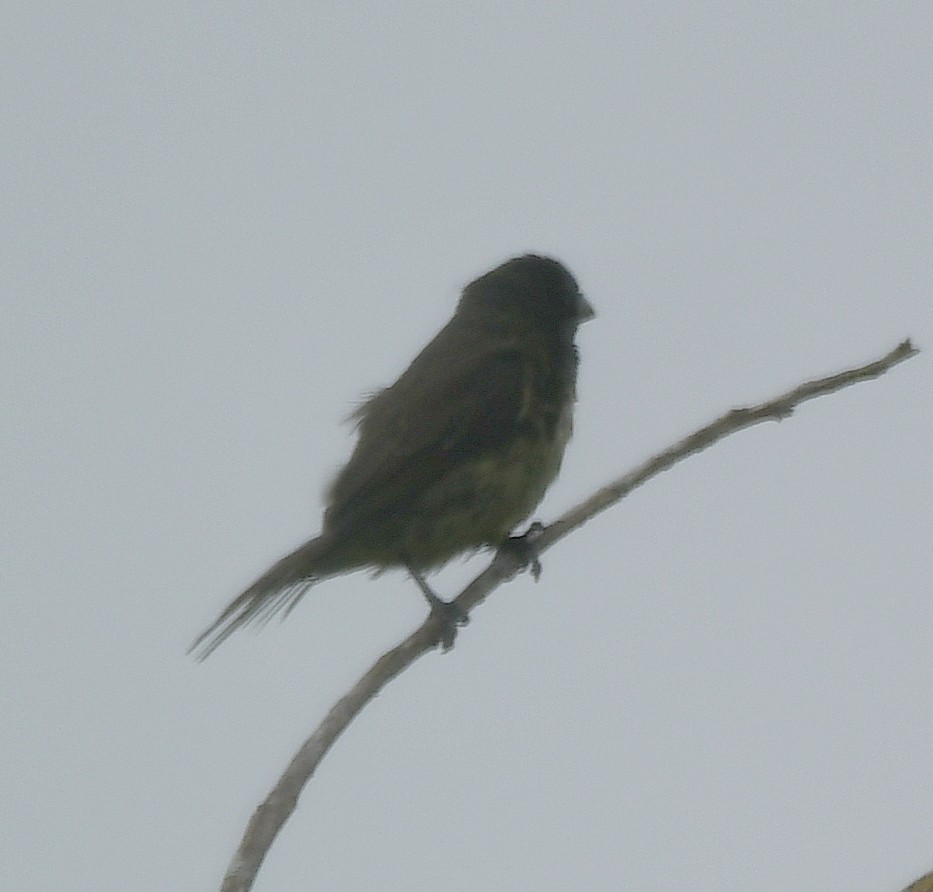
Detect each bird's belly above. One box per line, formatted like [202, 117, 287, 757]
[400, 411, 572, 569]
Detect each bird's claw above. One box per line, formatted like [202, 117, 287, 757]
[429, 597, 469, 651]
[407, 565, 469, 650]
[501, 521, 545, 581]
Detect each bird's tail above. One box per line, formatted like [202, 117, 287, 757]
[188, 534, 346, 660]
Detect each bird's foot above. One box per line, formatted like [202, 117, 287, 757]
[500, 521, 545, 581]
[408, 566, 469, 651]
[428, 595, 470, 651]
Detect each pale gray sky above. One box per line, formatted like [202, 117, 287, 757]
[3, 3, 932, 890]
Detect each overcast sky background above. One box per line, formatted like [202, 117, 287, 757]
[3, 3, 932, 891]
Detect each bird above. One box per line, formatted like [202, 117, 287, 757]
[189, 254, 594, 658]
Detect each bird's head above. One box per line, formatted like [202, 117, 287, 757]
[459, 254, 595, 327]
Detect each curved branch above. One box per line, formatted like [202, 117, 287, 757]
[219, 338, 918, 892]
[902, 870, 933, 892]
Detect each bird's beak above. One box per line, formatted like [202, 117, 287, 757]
[575, 293, 596, 322]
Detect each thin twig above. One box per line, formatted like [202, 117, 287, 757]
[219, 338, 918, 892]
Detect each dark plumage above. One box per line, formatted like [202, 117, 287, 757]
[190, 254, 593, 658]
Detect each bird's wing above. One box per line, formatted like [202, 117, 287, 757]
[324, 331, 531, 534]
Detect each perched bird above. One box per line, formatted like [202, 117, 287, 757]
[190, 254, 594, 658]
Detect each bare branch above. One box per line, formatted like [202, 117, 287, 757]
[218, 338, 918, 892]
[900, 869, 933, 892]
